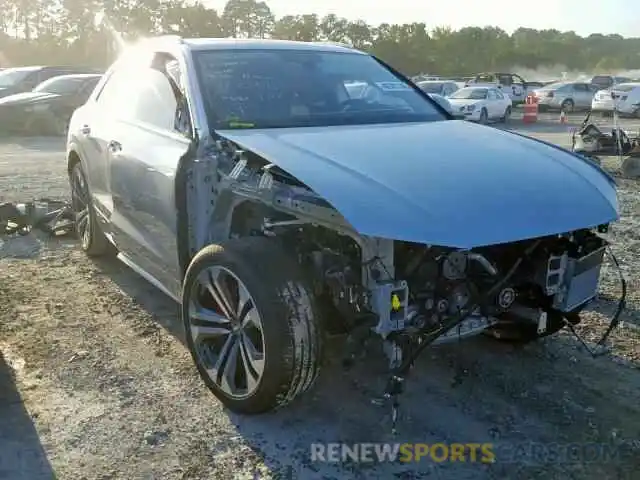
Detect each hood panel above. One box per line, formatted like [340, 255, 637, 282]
[217, 120, 618, 248]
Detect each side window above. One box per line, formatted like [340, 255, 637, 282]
[130, 68, 178, 131]
[487, 90, 497, 100]
[495, 90, 504, 99]
[499, 75, 512, 86]
[21, 71, 41, 90]
[149, 54, 192, 136]
[95, 68, 139, 119]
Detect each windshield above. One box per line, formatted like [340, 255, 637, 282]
[33, 76, 97, 95]
[449, 88, 487, 100]
[417, 82, 444, 94]
[194, 49, 445, 129]
[0, 68, 38, 88]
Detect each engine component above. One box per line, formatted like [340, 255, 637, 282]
[442, 251, 467, 279]
[552, 246, 606, 312]
[497, 287, 516, 309]
[448, 285, 470, 315]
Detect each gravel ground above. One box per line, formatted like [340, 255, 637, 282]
[1, 116, 639, 480]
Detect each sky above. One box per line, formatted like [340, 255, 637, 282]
[205, 0, 640, 38]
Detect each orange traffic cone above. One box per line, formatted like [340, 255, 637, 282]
[560, 110, 567, 124]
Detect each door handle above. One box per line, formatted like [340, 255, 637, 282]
[108, 140, 122, 152]
[80, 125, 91, 135]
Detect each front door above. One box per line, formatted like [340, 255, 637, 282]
[106, 61, 190, 297]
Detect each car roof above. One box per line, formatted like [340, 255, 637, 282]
[179, 38, 364, 54]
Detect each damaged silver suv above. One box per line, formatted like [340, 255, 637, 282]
[66, 37, 620, 418]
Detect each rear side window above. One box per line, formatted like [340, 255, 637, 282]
[95, 68, 140, 119]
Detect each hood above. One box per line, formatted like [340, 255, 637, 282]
[217, 120, 618, 249]
[0, 91, 59, 106]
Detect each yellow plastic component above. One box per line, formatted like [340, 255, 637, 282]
[228, 121, 255, 128]
[391, 293, 402, 311]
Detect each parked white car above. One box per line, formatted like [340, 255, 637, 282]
[591, 83, 640, 117]
[447, 86, 512, 123]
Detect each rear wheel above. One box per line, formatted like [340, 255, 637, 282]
[181, 237, 324, 414]
[561, 99, 575, 113]
[69, 161, 115, 256]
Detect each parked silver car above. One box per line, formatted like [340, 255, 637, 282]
[533, 82, 599, 112]
[416, 80, 459, 97]
[64, 37, 619, 417]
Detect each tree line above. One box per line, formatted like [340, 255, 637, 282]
[1, 0, 639, 77]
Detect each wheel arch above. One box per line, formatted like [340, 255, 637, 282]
[67, 147, 82, 175]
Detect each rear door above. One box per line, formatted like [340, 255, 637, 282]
[572, 83, 593, 108]
[81, 64, 144, 225]
[486, 89, 500, 118]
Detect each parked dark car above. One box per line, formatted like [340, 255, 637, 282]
[0, 66, 102, 99]
[0, 73, 102, 135]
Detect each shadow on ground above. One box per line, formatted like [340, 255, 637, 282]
[90, 255, 184, 342]
[0, 352, 55, 479]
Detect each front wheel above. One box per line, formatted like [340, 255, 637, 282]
[502, 106, 512, 123]
[478, 108, 488, 124]
[181, 237, 324, 414]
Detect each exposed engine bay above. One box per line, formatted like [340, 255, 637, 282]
[184, 138, 625, 430]
[286, 223, 609, 350]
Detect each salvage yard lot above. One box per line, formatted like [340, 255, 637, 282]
[1, 115, 640, 479]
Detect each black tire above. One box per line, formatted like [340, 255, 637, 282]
[69, 161, 115, 257]
[561, 99, 574, 113]
[182, 237, 323, 414]
[502, 106, 512, 123]
[479, 108, 488, 124]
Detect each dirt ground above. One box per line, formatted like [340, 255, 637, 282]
[1, 116, 639, 479]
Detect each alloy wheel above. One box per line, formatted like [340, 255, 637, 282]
[187, 266, 265, 399]
[70, 166, 91, 248]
